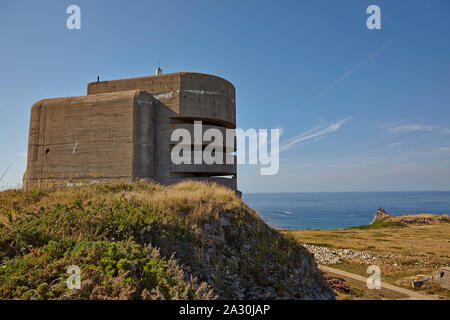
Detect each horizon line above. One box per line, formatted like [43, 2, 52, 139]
[242, 190, 450, 194]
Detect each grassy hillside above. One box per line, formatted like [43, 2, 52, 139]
[0, 181, 334, 300]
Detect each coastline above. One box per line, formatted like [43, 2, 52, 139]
[243, 191, 450, 230]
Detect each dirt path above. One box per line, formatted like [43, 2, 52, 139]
[318, 265, 435, 300]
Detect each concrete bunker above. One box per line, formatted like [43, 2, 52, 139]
[23, 72, 237, 192]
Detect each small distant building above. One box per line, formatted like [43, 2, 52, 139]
[432, 267, 450, 290]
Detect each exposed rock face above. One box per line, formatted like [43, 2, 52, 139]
[159, 208, 337, 300]
[370, 207, 392, 224]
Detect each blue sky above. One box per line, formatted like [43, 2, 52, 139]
[1, 0, 450, 192]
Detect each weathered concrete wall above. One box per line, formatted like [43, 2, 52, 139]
[24, 72, 237, 191]
[178, 73, 235, 128]
[132, 91, 156, 179]
[23, 90, 155, 190]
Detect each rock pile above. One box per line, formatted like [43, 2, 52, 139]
[302, 244, 378, 265]
[397, 214, 450, 225]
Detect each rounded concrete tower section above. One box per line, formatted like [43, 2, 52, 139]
[86, 72, 238, 191]
[167, 73, 237, 190]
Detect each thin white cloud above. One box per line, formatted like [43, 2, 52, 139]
[387, 142, 402, 147]
[387, 124, 442, 133]
[436, 147, 450, 152]
[280, 117, 351, 152]
[308, 46, 385, 105]
[16, 152, 27, 157]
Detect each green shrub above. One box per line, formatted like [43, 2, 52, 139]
[352, 218, 405, 230]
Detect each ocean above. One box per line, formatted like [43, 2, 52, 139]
[242, 191, 450, 230]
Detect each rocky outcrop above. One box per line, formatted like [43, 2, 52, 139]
[370, 207, 392, 224]
[396, 213, 450, 225]
[370, 207, 449, 226]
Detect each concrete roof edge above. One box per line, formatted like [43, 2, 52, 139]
[31, 90, 147, 109]
[87, 72, 235, 89]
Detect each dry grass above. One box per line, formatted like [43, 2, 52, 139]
[285, 224, 450, 299]
[285, 224, 450, 258]
[0, 180, 242, 228]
